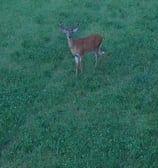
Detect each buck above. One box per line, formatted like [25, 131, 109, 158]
[60, 23, 105, 76]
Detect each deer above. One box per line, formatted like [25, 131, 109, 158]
[60, 23, 104, 76]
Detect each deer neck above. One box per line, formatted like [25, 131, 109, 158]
[67, 37, 73, 49]
[67, 37, 76, 54]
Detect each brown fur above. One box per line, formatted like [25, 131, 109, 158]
[68, 34, 103, 56]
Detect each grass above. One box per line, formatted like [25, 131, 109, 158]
[0, 0, 158, 167]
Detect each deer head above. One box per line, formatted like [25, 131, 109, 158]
[60, 22, 80, 38]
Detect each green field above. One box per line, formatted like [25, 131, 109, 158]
[0, 0, 158, 167]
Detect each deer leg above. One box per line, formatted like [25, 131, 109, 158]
[98, 48, 105, 56]
[75, 55, 80, 76]
[95, 48, 105, 67]
[95, 52, 99, 68]
[79, 57, 83, 73]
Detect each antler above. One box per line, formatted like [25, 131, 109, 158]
[76, 22, 80, 27]
[59, 22, 64, 28]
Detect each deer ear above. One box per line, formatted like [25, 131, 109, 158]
[61, 28, 68, 33]
[72, 22, 80, 32]
[72, 27, 78, 33]
[59, 23, 68, 33]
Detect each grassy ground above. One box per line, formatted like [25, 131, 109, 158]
[0, 0, 158, 167]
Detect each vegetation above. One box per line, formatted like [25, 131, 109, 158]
[0, 0, 158, 167]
